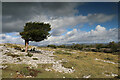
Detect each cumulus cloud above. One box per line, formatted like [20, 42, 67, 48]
[2, 2, 80, 32]
[29, 25, 119, 46]
[2, 2, 115, 35]
[1, 25, 118, 46]
[1, 2, 117, 45]
[31, 13, 115, 36]
[0, 33, 24, 44]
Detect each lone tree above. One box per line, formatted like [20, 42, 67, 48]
[20, 22, 51, 52]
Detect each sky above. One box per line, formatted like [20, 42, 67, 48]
[0, 2, 119, 46]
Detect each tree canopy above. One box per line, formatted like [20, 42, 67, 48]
[20, 22, 51, 42]
[20, 22, 51, 52]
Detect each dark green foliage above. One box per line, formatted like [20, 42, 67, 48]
[71, 44, 83, 50]
[13, 45, 21, 50]
[21, 49, 25, 52]
[108, 41, 118, 52]
[55, 50, 72, 55]
[104, 57, 113, 60]
[103, 48, 112, 53]
[17, 57, 22, 61]
[26, 53, 33, 57]
[96, 44, 103, 50]
[20, 22, 51, 42]
[58, 45, 66, 48]
[57, 44, 83, 50]
[48, 41, 120, 55]
[5, 52, 20, 58]
[20, 67, 41, 77]
[33, 58, 38, 60]
[47, 45, 57, 48]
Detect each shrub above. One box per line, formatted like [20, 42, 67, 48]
[33, 58, 38, 60]
[21, 49, 25, 52]
[20, 67, 41, 77]
[13, 45, 21, 50]
[63, 52, 72, 55]
[47, 45, 57, 48]
[58, 45, 66, 48]
[55, 50, 72, 55]
[17, 57, 22, 61]
[26, 53, 33, 57]
[20, 67, 30, 76]
[103, 49, 112, 53]
[104, 57, 113, 60]
[5, 52, 20, 58]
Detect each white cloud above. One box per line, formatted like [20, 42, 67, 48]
[31, 13, 115, 36]
[3, 2, 115, 34]
[0, 25, 118, 46]
[0, 33, 24, 44]
[27, 25, 118, 46]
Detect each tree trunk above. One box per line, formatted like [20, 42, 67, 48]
[25, 40, 29, 53]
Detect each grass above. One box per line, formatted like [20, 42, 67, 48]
[54, 50, 72, 55]
[2, 64, 28, 78]
[25, 53, 33, 57]
[2, 44, 119, 78]
[53, 49, 118, 78]
[5, 52, 20, 58]
[2, 64, 52, 78]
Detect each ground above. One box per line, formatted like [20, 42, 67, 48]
[0, 43, 119, 78]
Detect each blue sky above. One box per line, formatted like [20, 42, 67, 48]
[73, 2, 118, 32]
[1, 2, 119, 45]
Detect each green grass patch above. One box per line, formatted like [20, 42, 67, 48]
[55, 50, 72, 55]
[61, 61, 76, 69]
[33, 58, 38, 60]
[5, 52, 20, 58]
[26, 53, 33, 57]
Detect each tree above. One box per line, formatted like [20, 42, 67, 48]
[108, 41, 118, 52]
[20, 22, 51, 52]
[96, 44, 103, 50]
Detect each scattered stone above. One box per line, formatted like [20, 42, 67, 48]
[63, 76, 65, 78]
[45, 68, 52, 72]
[111, 73, 118, 77]
[0, 65, 8, 69]
[94, 58, 118, 64]
[0, 45, 75, 73]
[26, 75, 33, 78]
[83, 75, 91, 78]
[52, 61, 75, 73]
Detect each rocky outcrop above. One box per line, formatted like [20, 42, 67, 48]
[0, 45, 75, 73]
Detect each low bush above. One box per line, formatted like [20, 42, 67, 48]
[17, 57, 22, 61]
[47, 45, 57, 48]
[20, 67, 41, 77]
[20, 67, 30, 76]
[104, 57, 113, 60]
[55, 50, 72, 55]
[13, 45, 21, 50]
[21, 49, 25, 52]
[5, 52, 20, 58]
[103, 49, 112, 53]
[26, 53, 33, 57]
[33, 58, 38, 60]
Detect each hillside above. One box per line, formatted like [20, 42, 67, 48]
[0, 43, 119, 78]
